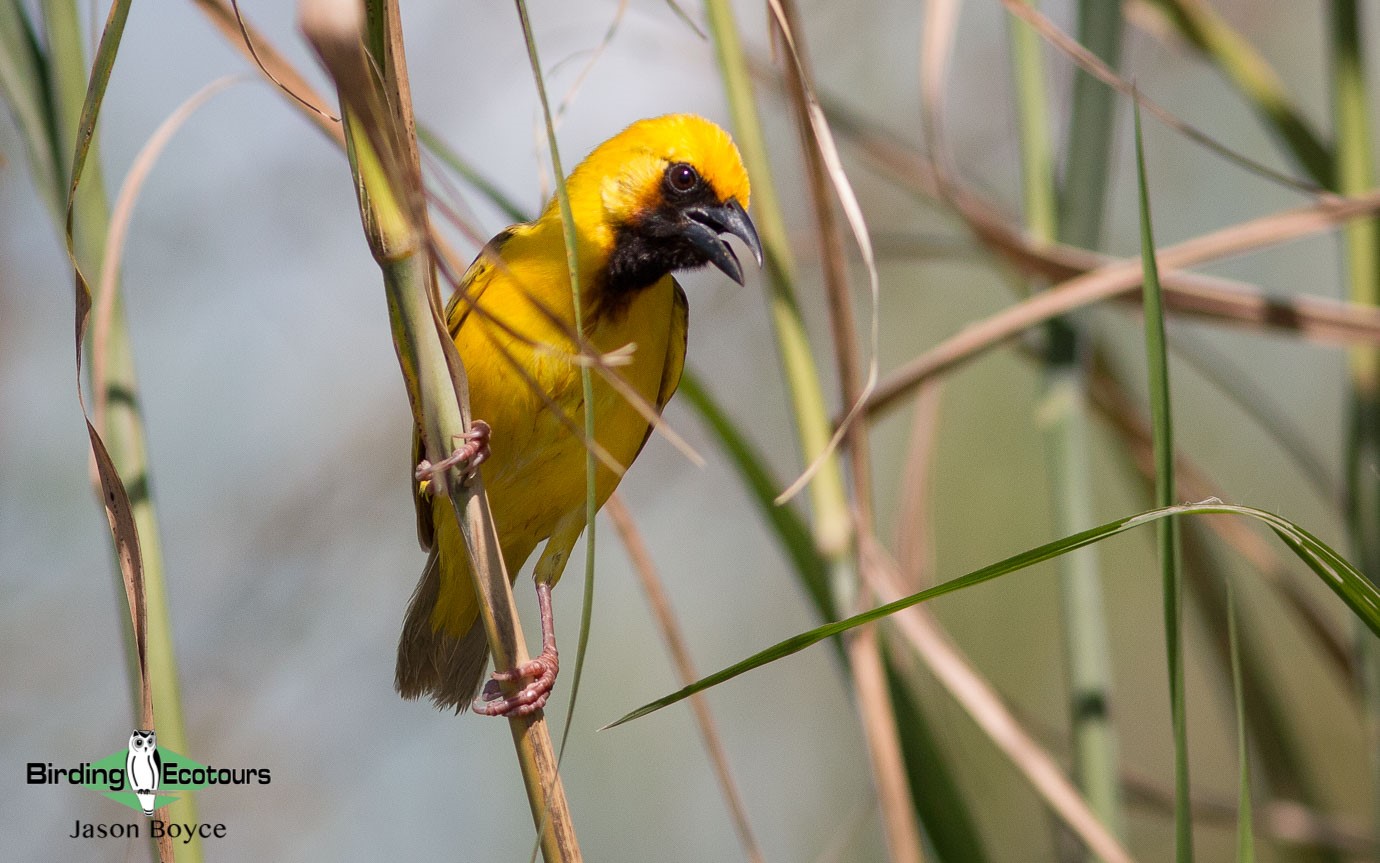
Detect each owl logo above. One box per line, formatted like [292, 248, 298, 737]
[125, 730, 160, 816]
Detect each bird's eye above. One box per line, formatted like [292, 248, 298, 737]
[665, 162, 699, 194]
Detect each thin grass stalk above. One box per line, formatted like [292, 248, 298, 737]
[1133, 104, 1191, 862]
[1008, 0, 1125, 843]
[41, 1, 199, 857]
[1228, 582, 1256, 863]
[1329, 3, 1380, 856]
[510, 0, 600, 768]
[702, 0, 851, 563]
[298, 2, 578, 858]
[1090, 353, 1346, 863]
[1055, 0, 1126, 843]
[770, 2, 922, 859]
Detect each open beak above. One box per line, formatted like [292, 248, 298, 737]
[682, 198, 764, 285]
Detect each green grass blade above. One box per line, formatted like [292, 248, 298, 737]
[511, 0, 598, 764]
[1059, 0, 1123, 248]
[681, 371, 990, 859]
[1227, 582, 1255, 863]
[605, 501, 1380, 726]
[885, 655, 989, 863]
[1328, 0, 1380, 848]
[1134, 100, 1192, 863]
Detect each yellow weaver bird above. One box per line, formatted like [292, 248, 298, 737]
[397, 114, 761, 716]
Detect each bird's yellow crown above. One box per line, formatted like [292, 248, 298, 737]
[550, 114, 751, 247]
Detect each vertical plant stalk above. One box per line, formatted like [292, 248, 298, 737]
[510, 0, 598, 763]
[1134, 104, 1192, 862]
[298, 2, 579, 859]
[1008, 0, 1125, 842]
[702, 0, 851, 564]
[769, 2, 922, 860]
[1228, 582, 1256, 863]
[1330, 3, 1380, 856]
[42, 0, 200, 857]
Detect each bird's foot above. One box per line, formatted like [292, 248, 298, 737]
[416, 420, 492, 485]
[473, 645, 559, 717]
[473, 581, 559, 718]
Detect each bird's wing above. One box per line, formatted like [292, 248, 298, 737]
[412, 227, 518, 551]
[632, 278, 689, 460]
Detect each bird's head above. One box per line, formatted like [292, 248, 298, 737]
[563, 114, 763, 295]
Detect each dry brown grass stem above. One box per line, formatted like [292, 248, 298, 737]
[770, 2, 921, 859]
[192, 0, 340, 142]
[847, 629, 925, 863]
[93, 76, 240, 433]
[809, 104, 1380, 351]
[863, 187, 1380, 419]
[893, 382, 943, 593]
[604, 494, 766, 863]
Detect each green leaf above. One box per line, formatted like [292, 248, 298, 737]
[1134, 100, 1193, 862]
[604, 502, 1380, 728]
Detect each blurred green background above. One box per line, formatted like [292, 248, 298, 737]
[0, 0, 1367, 860]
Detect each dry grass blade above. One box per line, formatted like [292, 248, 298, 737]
[815, 107, 1380, 347]
[192, 0, 341, 143]
[762, 0, 881, 506]
[918, 0, 960, 192]
[605, 494, 766, 863]
[862, 542, 1136, 863]
[229, 0, 337, 122]
[848, 628, 925, 863]
[864, 188, 1380, 417]
[768, 6, 924, 859]
[63, 0, 153, 739]
[894, 382, 943, 591]
[1000, 0, 1322, 195]
[93, 75, 243, 431]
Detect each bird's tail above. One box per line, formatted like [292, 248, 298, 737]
[394, 548, 491, 712]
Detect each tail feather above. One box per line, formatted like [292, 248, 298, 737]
[395, 549, 491, 712]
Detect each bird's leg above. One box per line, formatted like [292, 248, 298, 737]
[415, 420, 492, 485]
[473, 581, 559, 718]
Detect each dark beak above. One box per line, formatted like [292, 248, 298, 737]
[682, 198, 764, 285]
